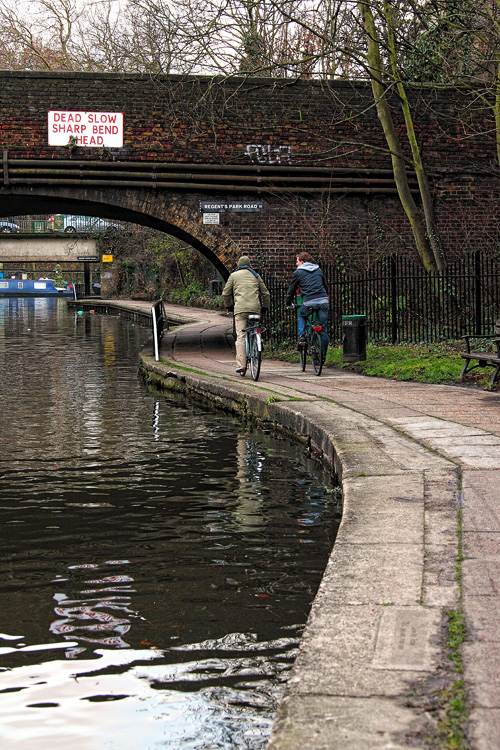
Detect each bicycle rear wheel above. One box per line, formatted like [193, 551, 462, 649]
[249, 334, 261, 380]
[311, 331, 323, 376]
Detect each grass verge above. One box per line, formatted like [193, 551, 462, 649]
[268, 341, 496, 388]
[438, 507, 469, 749]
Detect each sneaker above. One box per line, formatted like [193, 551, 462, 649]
[297, 337, 307, 350]
[236, 367, 245, 375]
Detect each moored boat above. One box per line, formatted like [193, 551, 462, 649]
[0, 278, 75, 297]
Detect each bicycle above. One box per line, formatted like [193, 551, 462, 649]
[239, 314, 265, 381]
[292, 305, 324, 376]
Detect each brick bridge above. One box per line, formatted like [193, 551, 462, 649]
[0, 71, 498, 277]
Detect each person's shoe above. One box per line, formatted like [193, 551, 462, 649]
[236, 367, 245, 375]
[297, 336, 307, 350]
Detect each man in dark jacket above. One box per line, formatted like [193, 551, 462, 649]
[286, 252, 329, 361]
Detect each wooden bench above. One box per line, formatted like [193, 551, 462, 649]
[460, 335, 500, 386]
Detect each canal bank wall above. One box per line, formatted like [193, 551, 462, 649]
[72, 299, 484, 749]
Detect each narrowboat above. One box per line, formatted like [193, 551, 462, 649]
[0, 278, 75, 297]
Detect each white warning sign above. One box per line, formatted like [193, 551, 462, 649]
[48, 111, 123, 148]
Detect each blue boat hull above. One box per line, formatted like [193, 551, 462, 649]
[0, 279, 74, 297]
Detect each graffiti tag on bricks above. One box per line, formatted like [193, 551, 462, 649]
[246, 144, 292, 165]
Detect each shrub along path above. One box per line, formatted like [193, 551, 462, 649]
[92, 299, 500, 749]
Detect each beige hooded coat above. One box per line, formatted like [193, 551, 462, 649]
[222, 258, 270, 315]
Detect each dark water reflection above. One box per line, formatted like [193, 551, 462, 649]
[0, 299, 341, 749]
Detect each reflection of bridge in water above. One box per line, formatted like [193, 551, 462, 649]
[50, 561, 138, 658]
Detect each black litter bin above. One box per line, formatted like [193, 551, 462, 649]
[342, 315, 366, 362]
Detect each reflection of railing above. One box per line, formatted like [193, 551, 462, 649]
[151, 299, 167, 361]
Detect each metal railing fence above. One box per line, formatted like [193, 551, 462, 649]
[262, 252, 500, 346]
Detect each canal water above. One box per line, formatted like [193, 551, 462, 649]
[0, 298, 341, 750]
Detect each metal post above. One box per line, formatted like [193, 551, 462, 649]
[151, 304, 159, 361]
[84, 262, 91, 297]
[475, 250, 482, 335]
[391, 255, 397, 344]
[2, 150, 9, 186]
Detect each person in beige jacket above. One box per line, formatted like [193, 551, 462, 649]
[222, 256, 271, 373]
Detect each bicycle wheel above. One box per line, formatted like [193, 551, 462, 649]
[249, 333, 261, 381]
[311, 331, 323, 376]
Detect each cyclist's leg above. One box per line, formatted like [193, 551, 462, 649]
[234, 313, 248, 370]
[298, 304, 311, 344]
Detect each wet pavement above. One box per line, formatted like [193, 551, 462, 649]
[91, 300, 500, 749]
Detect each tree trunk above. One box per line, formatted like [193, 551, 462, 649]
[495, 59, 500, 168]
[383, 0, 446, 272]
[357, 0, 441, 272]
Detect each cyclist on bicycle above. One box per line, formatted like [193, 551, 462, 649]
[286, 252, 329, 363]
[222, 255, 270, 374]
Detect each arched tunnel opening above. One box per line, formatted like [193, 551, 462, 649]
[0, 193, 230, 300]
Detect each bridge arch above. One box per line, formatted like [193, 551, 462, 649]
[1, 185, 242, 279]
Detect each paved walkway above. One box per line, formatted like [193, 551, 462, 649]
[90, 300, 500, 748]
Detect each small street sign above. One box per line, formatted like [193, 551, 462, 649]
[200, 201, 263, 213]
[203, 213, 220, 225]
[78, 256, 99, 261]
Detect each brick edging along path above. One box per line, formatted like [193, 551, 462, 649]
[77, 299, 500, 749]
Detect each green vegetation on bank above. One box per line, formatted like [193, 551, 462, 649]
[108, 229, 224, 308]
[269, 341, 496, 388]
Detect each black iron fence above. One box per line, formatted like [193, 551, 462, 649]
[262, 252, 500, 346]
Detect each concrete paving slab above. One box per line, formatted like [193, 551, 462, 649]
[358, 421, 453, 471]
[423, 545, 460, 608]
[463, 595, 500, 642]
[285, 604, 440, 697]
[463, 532, 500, 559]
[276, 401, 448, 478]
[320, 541, 423, 606]
[463, 642, 500, 708]
[456, 455, 500, 468]
[468, 708, 500, 750]
[436, 444, 500, 460]
[462, 470, 500, 531]
[462, 557, 500, 597]
[267, 695, 432, 750]
[427, 435, 500, 447]
[390, 418, 487, 437]
[339, 475, 424, 544]
[372, 606, 442, 672]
